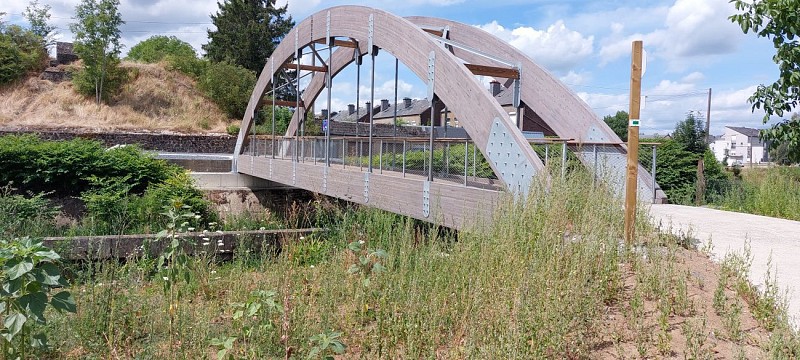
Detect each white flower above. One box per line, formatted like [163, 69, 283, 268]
[208, 222, 217, 226]
[358, 240, 365, 245]
[300, 236, 305, 240]
[194, 215, 201, 220]
[211, 270, 217, 274]
[187, 227, 195, 232]
[202, 242, 210, 246]
[259, 227, 266, 231]
[162, 277, 168, 281]
[202, 237, 210, 241]
[203, 230, 208, 234]
[310, 265, 315, 269]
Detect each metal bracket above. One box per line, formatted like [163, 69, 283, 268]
[422, 181, 431, 218]
[269, 158, 273, 178]
[368, 14, 374, 50]
[486, 118, 536, 196]
[427, 51, 436, 99]
[363, 172, 370, 203]
[292, 162, 296, 185]
[322, 167, 328, 193]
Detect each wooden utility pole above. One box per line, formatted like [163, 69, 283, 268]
[624, 40, 643, 244]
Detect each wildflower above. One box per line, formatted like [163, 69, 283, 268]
[359, 240, 365, 245]
[162, 276, 168, 281]
[202, 242, 210, 246]
[202, 237, 210, 241]
[310, 265, 315, 269]
[259, 227, 266, 230]
[300, 236, 305, 240]
[194, 215, 201, 220]
[211, 270, 217, 274]
[187, 227, 195, 232]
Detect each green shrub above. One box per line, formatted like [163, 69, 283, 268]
[0, 185, 59, 237]
[0, 25, 47, 84]
[0, 135, 175, 196]
[127, 35, 196, 63]
[226, 124, 240, 135]
[71, 59, 131, 103]
[165, 54, 207, 79]
[198, 62, 256, 119]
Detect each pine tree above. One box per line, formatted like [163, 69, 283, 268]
[203, 0, 294, 76]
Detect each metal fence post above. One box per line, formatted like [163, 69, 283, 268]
[463, 140, 468, 186]
[402, 140, 406, 178]
[472, 143, 476, 177]
[545, 143, 549, 167]
[561, 142, 567, 180]
[379, 139, 383, 174]
[593, 144, 598, 186]
[652, 145, 657, 203]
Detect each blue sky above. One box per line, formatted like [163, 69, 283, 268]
[2, 0, 784, 134]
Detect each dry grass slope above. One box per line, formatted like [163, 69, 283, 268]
[0, 62, 233, 133]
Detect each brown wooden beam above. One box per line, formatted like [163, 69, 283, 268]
[280, 63, 328, 72]
[464, 63, 520, 79]
[313, 38, 358, 48]
[422, 28, 444, 37]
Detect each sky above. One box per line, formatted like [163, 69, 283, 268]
[1, 0, 785, 135]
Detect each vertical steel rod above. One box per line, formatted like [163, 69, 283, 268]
[326, 41, 332, 167]
[379, 139, 383, 174]
[652, 145, 657, 203]
[545, 144, 549, 167]
[271, 59, 275, 159]
[472, 143, 476, 177]
[427, 98, 435, 181]
[393, 57, 398, 137]
[368, 50, 375, 173]
[356, 57, 361, 137]
[343, 138, 346, 169]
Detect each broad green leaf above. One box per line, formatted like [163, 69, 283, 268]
[3, 312, 26, 338]
[6, 258, 34, 280]
[33, 249, 60, 261]
[216, 349, 228, 360]
[31, 332, 48, 349]
[34, 263, 62, 286]
[347, 264, 360, 274]
[51, 291, 77, 313]
[19, 292, 48, 323]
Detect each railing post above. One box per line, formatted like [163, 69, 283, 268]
[343, 138, 346, 169]
[561, 142, 567, 180]
[379, 139, 383, 174]
[652, 144, 657, 203]
[463, 140, 468, 186]
[402, 140, 406, 178]
[472, 143, 476, 177]
[593, 144, 598, 186]
[545, 143, 549, 167]
[359, 139, 363, 171]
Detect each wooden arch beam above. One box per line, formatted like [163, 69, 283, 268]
[234, 6, 543, 194]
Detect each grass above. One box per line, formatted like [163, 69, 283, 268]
[712, 166, 800, 221]
[0, 62, 233, 134]
[0, 169, 788, 358]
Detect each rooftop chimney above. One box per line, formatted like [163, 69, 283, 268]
[365, 102, 371, 113]
[381, 99, 390, 111]
[490, 80, 501, 96]
[348, 104, 355, 115]
[403, 97, 412, 109]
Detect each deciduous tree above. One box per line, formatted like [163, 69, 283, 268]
[730, 0, 800, 163]
[128, 35, 196, 63]
[602, 110, 629, 141]
[70, 0, 125, 104]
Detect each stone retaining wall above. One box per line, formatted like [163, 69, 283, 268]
[0, 129, 237, 153]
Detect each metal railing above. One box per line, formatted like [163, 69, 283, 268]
[242, 135, 662, 200]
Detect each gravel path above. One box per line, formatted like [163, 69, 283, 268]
[648, 204, 800, 326]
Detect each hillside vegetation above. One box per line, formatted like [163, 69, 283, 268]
[0, 62, 234, 133]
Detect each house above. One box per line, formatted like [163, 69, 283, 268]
[329, 98, 448, 126]
[710, 126, 768, 166]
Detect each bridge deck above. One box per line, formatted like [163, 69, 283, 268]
[238, 154, 502, 229]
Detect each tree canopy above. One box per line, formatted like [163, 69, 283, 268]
[70, 0, 125, 104]
[672, 112, 707, 155]
[128, 35, 197, 63]
[730, 0, 800, 163]
[203, 0, 294, 75]
[602, 110, 628, 141]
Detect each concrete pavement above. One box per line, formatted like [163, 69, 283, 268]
[648, 204, 800, 326]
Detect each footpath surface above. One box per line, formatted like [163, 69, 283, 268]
[648, 204, 800, 326]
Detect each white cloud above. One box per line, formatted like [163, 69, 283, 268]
[478, 20, 594, 73]
[560, 71, 591, 86]
[598, 0, 743, 68]
[681, 71, 705, 84]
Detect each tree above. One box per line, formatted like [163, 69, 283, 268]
[203, 0, 294, 75]
[70, 0, 125, 104]
[198, 62, 257, 119]
[24, 0, 57, 49]
[0, 25, 47, 84]
[730, 0, 800, 162]
[672, 112, 707, 155]
[128, 35, 197, 63]
[603, 110, 628, 141]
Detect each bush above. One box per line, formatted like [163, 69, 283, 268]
[0, 184, 59, 237]
[198, 62, 256, 119]
[0, 135, 175, 196]
[71, 58, 131, 103]
[165, 55, 208, 79]
[128, 35, 197, 63]
[0, 25, 47, 84]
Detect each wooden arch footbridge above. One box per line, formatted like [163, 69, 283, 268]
[233, 5, 665, 229]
